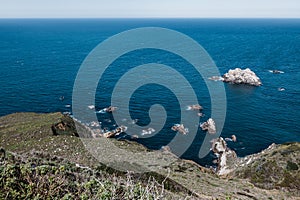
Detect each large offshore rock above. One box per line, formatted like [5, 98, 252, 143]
[222, 68, 262, 86]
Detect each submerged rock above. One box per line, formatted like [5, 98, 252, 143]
[222, 68, 262, 86]
[200, 118, 216, 134]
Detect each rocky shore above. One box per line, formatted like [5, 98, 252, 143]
[0, 112, 299, 199]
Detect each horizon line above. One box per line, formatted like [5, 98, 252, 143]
[0, 17, 300, 19]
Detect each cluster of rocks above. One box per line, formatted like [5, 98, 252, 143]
[222, 68, 262, 86]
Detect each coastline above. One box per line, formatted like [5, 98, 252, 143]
[0, 112, 299, 199]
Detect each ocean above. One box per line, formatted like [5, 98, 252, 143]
[0, 19, 299, 166]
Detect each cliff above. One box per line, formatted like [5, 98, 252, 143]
[0, 112, 299, 199]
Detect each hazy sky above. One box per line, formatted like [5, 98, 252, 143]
[0, 0, 299, 18]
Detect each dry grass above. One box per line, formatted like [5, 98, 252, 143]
[0, 152, 172, 200]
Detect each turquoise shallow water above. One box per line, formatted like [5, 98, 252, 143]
[0, 19, 299, 165]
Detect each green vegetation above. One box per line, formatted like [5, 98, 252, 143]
[235, 142, 300, 195]
[0, 152, 167, 200]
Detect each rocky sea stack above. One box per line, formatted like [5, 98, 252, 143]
[222, 68, 262, 86]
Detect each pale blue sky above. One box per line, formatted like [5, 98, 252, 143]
[0, 0, 299, 18]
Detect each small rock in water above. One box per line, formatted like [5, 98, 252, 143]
[208, 76, 224, 81]
[225, 135, 237, 142]
[96, 106, 117, 113]
[88, 105, 95, 110]
[231, 135, 237, 142]
[187, 104, 203, 111]
[130, 134, 139, 139]
[171, 124, 188, 135]
[197, 112, 204, 117]
[200, 118, 216, 134]
[59, 96, 65, 101]
[278, 87, 285, 91]
[269, 69, 284, 74]
[106, 106, 117, 113]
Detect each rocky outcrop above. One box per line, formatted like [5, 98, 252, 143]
[222, 68, 262, 86]
[200, 118, 216, 134]
[211, 137, 238, 176]
[51, 114, 79, 137]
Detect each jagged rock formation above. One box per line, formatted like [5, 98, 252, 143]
[211, 137, 237, 176]
[200, 118, 216, 134]
[222, 68, 262, 86]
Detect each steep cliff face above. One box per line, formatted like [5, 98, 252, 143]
[0, 112, 298, 199]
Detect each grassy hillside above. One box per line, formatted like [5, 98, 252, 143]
[0, 112, 299, 199]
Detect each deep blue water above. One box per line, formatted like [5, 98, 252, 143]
[0, 19, 300, 166]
